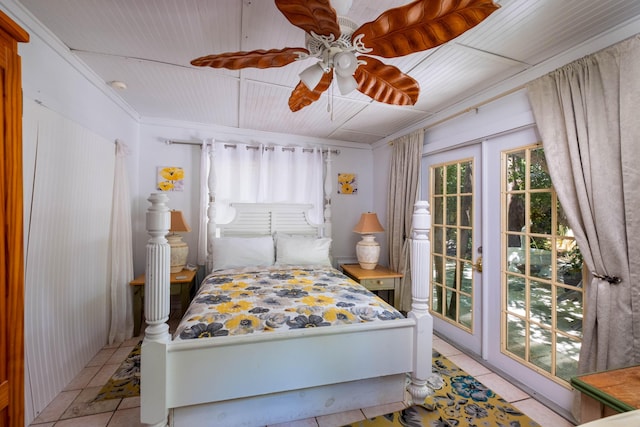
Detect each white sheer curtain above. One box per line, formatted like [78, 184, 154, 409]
[526, 35, 640, 376]
[259, 146, 323, 224]
[108, 140, 134, 344]
[215, 143, 263, 224]
[215, 143, 324, 224]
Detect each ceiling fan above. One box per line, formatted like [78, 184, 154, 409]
[191, 0, 499, 112]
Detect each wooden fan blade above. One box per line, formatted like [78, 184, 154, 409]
[353, 0, 499, 58]
[191, 47, 308, 69]
[354, 56, 419, 106]
[288, 71, 333, 112]
[275, 0, 341, 38]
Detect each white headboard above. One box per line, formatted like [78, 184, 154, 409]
[218, 203, 322, 237]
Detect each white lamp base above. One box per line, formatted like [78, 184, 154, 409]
[356, 234, 380, 270]
[167, 233, 188, 273]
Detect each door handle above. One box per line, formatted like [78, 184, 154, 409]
[472, 256, 483, 273]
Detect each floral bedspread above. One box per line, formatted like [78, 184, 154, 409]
[174, 265, 404, 340]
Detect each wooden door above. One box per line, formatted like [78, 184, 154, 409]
[0, 10, 28, 427]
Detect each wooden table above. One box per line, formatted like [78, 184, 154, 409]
[129, 269, 197, 336]
[341, 264, 403, 308]
[572, 365, 640, 423]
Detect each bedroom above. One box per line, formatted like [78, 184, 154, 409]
[1, 0, 639, 426]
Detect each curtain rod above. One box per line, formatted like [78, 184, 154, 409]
[222, 143, 339, 155]
[165, 139, 203, 146]
[164, 139, 339, 154]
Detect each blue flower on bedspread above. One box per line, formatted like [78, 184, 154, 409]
[249, 307, 270, 314]
[336, 301, 355, 308]
[205, 276, 233, 285]
[258, 296, 287, 308]
[195, 294, 232, 305]
[269, 273, 294, 280]
[344, 286, 375, 296]
[179, 322, 229, 339]
[336, 291, 368, 304]
[276, 288, 309, 298]
[378, 310, 404, 321]
[287, 314, 330, 328]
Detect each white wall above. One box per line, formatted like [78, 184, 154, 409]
[134, 120, 375, 275]
[0, 2, 141, 424]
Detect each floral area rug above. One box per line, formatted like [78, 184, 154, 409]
[343, 350, 541, 427]
[93, 341, 141, 401]
[93, 342, 541, 427]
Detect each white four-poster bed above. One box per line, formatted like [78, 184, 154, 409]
[140, 151, 440, 427]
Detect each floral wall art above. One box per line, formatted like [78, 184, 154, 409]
[337, 172, 357, 195]
[157, 166, 184, 191]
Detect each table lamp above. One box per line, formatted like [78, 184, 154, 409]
[353, 212, 384, 270]
[167, 210, 191, 273]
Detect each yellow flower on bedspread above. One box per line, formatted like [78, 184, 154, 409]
[287, 277, 313, 285]
[323, 308, 356, 324]
[225, 314, 262, 334]
[219, 281, 249, 291]
[300, 295, 335, 307]
[217, 300, 253, 314]
[229, 290, 255, 299]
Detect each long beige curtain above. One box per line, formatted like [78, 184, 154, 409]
[526, 35, 640, 374]
[387, 130, 423, 312]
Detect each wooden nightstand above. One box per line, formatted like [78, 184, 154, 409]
[130, 269, 197, 336]
[341, 264, 403, 308]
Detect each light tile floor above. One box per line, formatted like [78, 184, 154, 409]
[28, 322, 575, 426]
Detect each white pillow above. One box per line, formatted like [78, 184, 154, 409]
[212, 236, 274, 270]
[276, 235, 332, 266]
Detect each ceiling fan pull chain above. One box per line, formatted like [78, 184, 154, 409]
[329, 84, 334, 120]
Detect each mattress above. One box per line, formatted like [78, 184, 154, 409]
[174, 265, 404, 340]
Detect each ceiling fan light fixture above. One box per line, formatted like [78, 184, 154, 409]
[334, 51, 358, 77]
[299, 62, 325, 91]
[336, 73, 358, 95]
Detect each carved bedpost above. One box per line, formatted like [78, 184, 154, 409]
[144, 193, 171, 343]
[407, 200, 443, 403]
[206, 142, 216, 274]
[323, 149, 332, 238]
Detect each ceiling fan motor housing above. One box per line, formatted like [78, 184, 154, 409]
[304, 16, 360, 62]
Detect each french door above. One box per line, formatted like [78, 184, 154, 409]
[423, 143, 483, 355]
[424, 130, 580, 417]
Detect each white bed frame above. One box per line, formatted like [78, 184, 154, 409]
[141, 194, 439, 426]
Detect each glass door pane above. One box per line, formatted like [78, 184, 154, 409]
[502, 145, 584, 385]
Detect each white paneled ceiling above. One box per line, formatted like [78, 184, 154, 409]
[17, 0, 640, 144]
